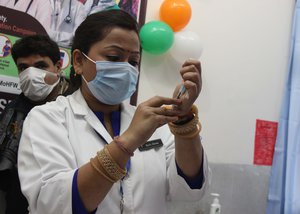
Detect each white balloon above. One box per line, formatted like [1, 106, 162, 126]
[169, 31, 203, 63]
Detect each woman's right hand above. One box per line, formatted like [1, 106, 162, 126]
[120, 96, 182, 151]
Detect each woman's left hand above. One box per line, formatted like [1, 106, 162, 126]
[173, 59, 202, 116]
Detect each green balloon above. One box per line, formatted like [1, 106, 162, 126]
[139, 21, 174, 55]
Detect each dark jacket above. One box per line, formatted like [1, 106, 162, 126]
[0, 78, 74, 214]
[0, 93, 36, 213]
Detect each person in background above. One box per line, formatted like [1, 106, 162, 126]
[48, 0, 87, 48]
[18, 10, 209, 214]
[2, 40, 11, 57]
[0, 35, 73, 214]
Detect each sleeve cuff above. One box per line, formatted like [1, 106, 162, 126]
[72, 169, 97, 214]
[175, 154, 204, 189]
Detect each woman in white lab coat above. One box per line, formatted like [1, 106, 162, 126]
[18, 9, 209, 214]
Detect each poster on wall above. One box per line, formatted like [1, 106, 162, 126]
[0, 6, 48, 114]
[253, 119, 278, 166]
[0, 0, 147, 48]
[0, 1, 147, 113]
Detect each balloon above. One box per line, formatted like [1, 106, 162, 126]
[169, 31, 203, 63]
[159, 0, 192, 32]
[139, 21, 174, 55]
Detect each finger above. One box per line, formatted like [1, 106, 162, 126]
[142, 96, 182, 108]
[182, 71, 200, 85]
[154, 114, 179, 126]
[183, 80, 199, 95]
[182, 59, 201, 71]
[180, 64, 200, 77]
[152, 106, 181, 116]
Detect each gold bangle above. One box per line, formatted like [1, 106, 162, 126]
[97, 145, 126, 181]
[169, 115, 199, 135]
[191, 104, 198, 115]
[168, 105, 202, 138]
[90, 158, 115, 183]
[103, 146, 127, 175]
[173, 122, 202, 139]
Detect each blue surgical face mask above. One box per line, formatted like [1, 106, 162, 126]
[81, 52, 139, 105]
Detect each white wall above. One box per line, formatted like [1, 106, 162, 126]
[137, 0, 295, 164]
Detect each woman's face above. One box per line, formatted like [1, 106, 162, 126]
[81, 27, 140, 82]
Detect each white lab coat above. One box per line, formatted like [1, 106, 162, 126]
[48, 0, 87, 48]
[18, 90, 210, 214]
[0, 0, 52, 30]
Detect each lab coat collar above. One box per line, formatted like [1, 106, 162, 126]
[69, 89, 90, 116]
[69, 89, 136, 143]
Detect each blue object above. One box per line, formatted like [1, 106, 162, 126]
[266, 1, 300, 213]
[176, 85, 186, 99]
[81, 52, 139, 105]
[72, 170, 96, 214]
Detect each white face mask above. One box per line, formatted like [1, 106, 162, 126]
[19, 67, 60, 101]
[81, 52, 139, 105]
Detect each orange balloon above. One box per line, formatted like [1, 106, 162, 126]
[159, 0, 192, 32]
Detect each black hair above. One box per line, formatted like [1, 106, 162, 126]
[70, 9, 139, 89]
[11, 35, 60, 64]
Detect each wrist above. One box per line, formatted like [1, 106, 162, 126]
[173, 111, 194, 125]
[168, 105, 201, 139]
[113, 136, 134, 157]
[117, 132, 139, 153]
